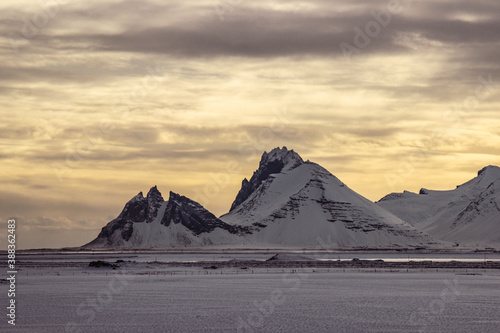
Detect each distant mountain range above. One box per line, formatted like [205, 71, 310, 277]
[84, 147, 499, 249]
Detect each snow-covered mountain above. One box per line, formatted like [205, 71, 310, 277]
[85, 147, 443, 249]
[220, 147, 436, 248]
[377, 166, 500, 247]
[84, 187, 249, 249]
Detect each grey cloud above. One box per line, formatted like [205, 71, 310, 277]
[2, 0, 498, 91]
[36, 2, 495, 60]
[2, 0, 499, 61]
[54, 18, 400, 59]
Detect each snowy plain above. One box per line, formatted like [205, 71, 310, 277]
[3, 253, 500, 333]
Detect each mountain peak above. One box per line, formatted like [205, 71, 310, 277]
[147, 185, 160, 195]
[146, 186, 164, 221]
[478, 165, 500, 177]
[167, 191, 184, 203]
[147, 185, 164, 202]
[229, 147, 304, 211]
[467, 165, 500, 190]
[260, 146, 304, 172]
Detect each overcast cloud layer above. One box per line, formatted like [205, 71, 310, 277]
[1, 0, 499, 248]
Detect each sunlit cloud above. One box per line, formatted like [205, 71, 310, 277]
[1, 0, 499, 248]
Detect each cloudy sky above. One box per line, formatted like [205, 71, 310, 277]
[1, 0, 499, 249]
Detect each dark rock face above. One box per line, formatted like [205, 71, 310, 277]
[88, 217, 135, 245]
[119, 192, 148, 222]
[110, 186, 164, 226]
[85, 187, 251, 248]
[86, 192, 149, 245]
[162, 192, 249, 235]
[230, 147, 303, 211]
[146, 185, 164, 221]
[91, 186, 165, 245]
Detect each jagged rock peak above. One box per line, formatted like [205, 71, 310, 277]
[146, 186, 164, 221]
[164, 191, 212, 217]
[229, 147, 304, 212]
[167, 191, 195, 204]
[131, 191, 144, 202]
[147, 185, 164, 202]
[260, 146, 304, 172]
[147, 185, 160, 195]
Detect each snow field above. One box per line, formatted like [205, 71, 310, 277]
[4, 265, 500, 333]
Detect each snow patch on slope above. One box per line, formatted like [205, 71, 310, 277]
[378, 166, 500, 247]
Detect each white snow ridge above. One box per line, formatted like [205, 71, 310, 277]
[84, 147, 499, 250]
[377, 165, 500, 248]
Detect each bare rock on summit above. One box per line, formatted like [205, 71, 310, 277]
[85, 188, 248, 248]
[230, 147, 303, 211]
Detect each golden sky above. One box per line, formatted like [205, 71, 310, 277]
[1, 0, 499, 249]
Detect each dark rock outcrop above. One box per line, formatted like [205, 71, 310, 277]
[230, 147, 303, 211]
[161, 191, 249, 235]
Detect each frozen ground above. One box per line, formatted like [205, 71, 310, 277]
[3, 253, 500, 332]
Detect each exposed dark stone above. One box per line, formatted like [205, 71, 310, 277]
[230, 160, 285, 211]
[162, 191, 250, 235]
[84, 186, 254, 248]
[86, 192, 147, 245]
[146, 185, 164, 222]
[119, 192, 148, 222]
[419, 188, 429, 195]
[85, 188, 162, 246]
[120, 222, 134, 241]
[229, 147, 303, 211]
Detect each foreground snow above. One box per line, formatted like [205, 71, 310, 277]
[5, 254, 500, 333]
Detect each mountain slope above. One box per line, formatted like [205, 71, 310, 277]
[220, 147, 437, 248]
[377, 166, 500, 247]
